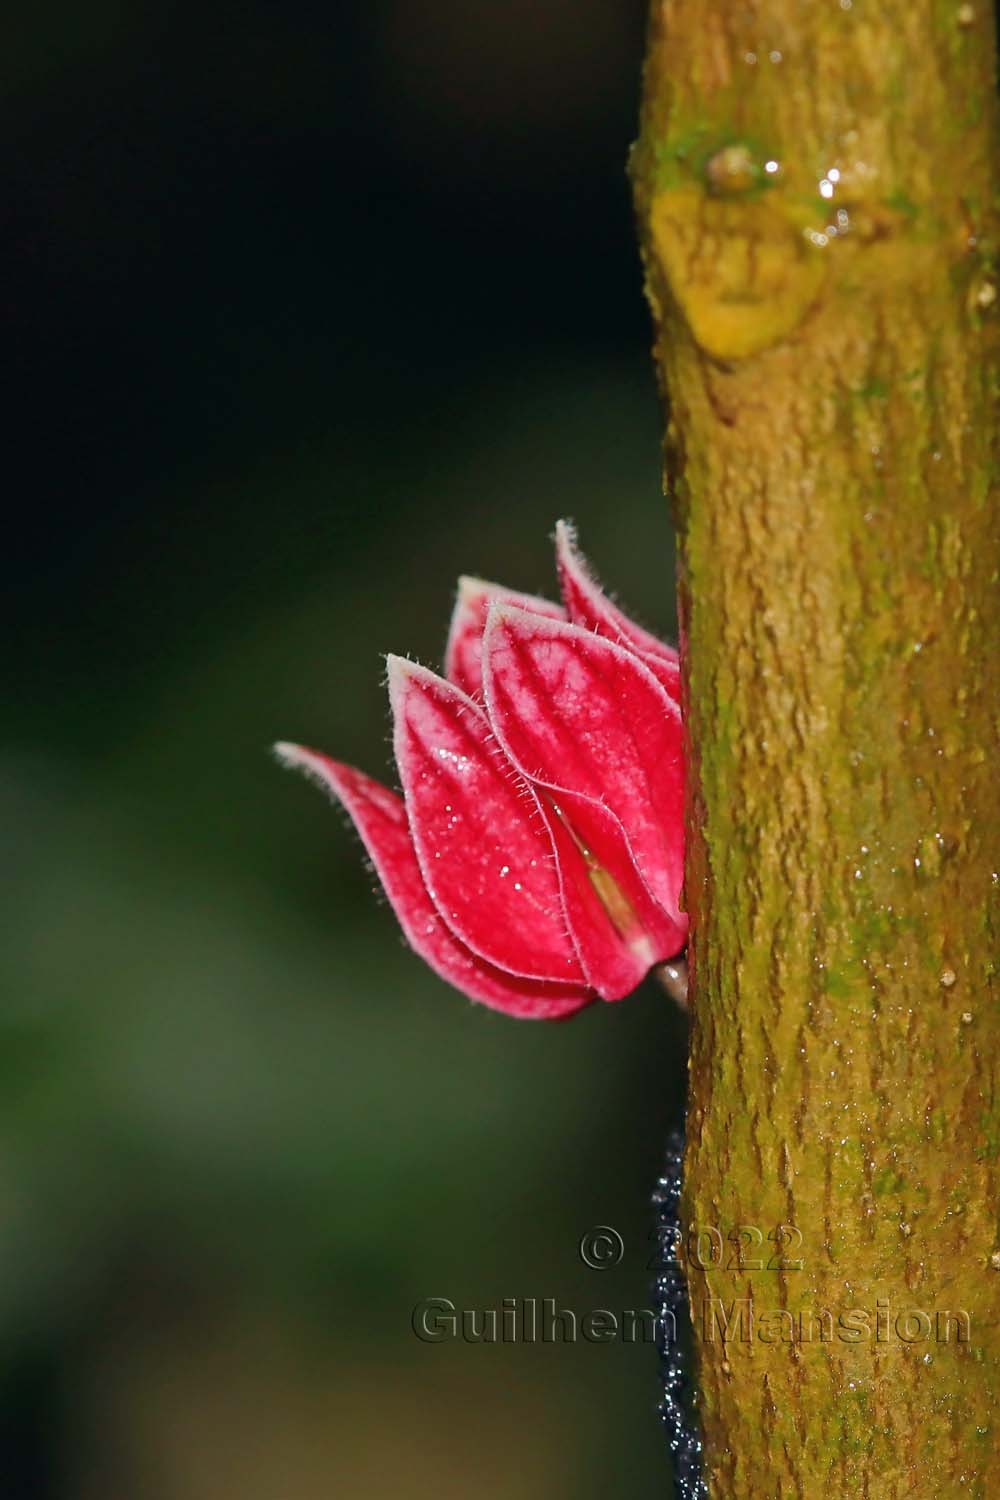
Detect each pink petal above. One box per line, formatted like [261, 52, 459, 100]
[540, 791, 687, 999]
[274, 744, 591, 1020]
[554, 520, 680, 700]
[445, 576, 565, 697]
[387, 658, 586, 986]
[482, 605, 685, 925]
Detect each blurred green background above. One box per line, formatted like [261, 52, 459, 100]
[7, 2, 689, 1494]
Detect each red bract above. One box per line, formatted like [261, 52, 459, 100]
[276, 524, 687, 1019]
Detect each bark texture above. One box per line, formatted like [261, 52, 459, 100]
[633, 3, 1000, 1495]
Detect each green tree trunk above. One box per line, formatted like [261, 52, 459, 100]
[633, 3, 1000, 1494]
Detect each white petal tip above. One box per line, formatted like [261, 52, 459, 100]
[485, 598, 558, 635]
[385, 652, 416, 686]
[273, 741, 332, 782]
[273, 742, 349, 806]
[554, 519, 592, 579]
[273, 740, 306, 767]
[386, 655, 445, 709]
[456, 574, 495, 605]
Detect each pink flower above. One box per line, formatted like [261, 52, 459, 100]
[276, 522, 686, 1019]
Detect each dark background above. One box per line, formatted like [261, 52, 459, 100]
[6, 3, 689, 1494]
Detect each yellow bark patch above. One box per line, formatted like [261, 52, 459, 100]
[649, 188, 828, 359]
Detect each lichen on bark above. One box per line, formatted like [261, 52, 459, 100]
[633, 2, 1000, 1494]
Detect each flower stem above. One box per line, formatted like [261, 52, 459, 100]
[653, 956, 688, 1009]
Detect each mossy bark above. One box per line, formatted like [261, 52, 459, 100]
[633, 3, 1000, 1494]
